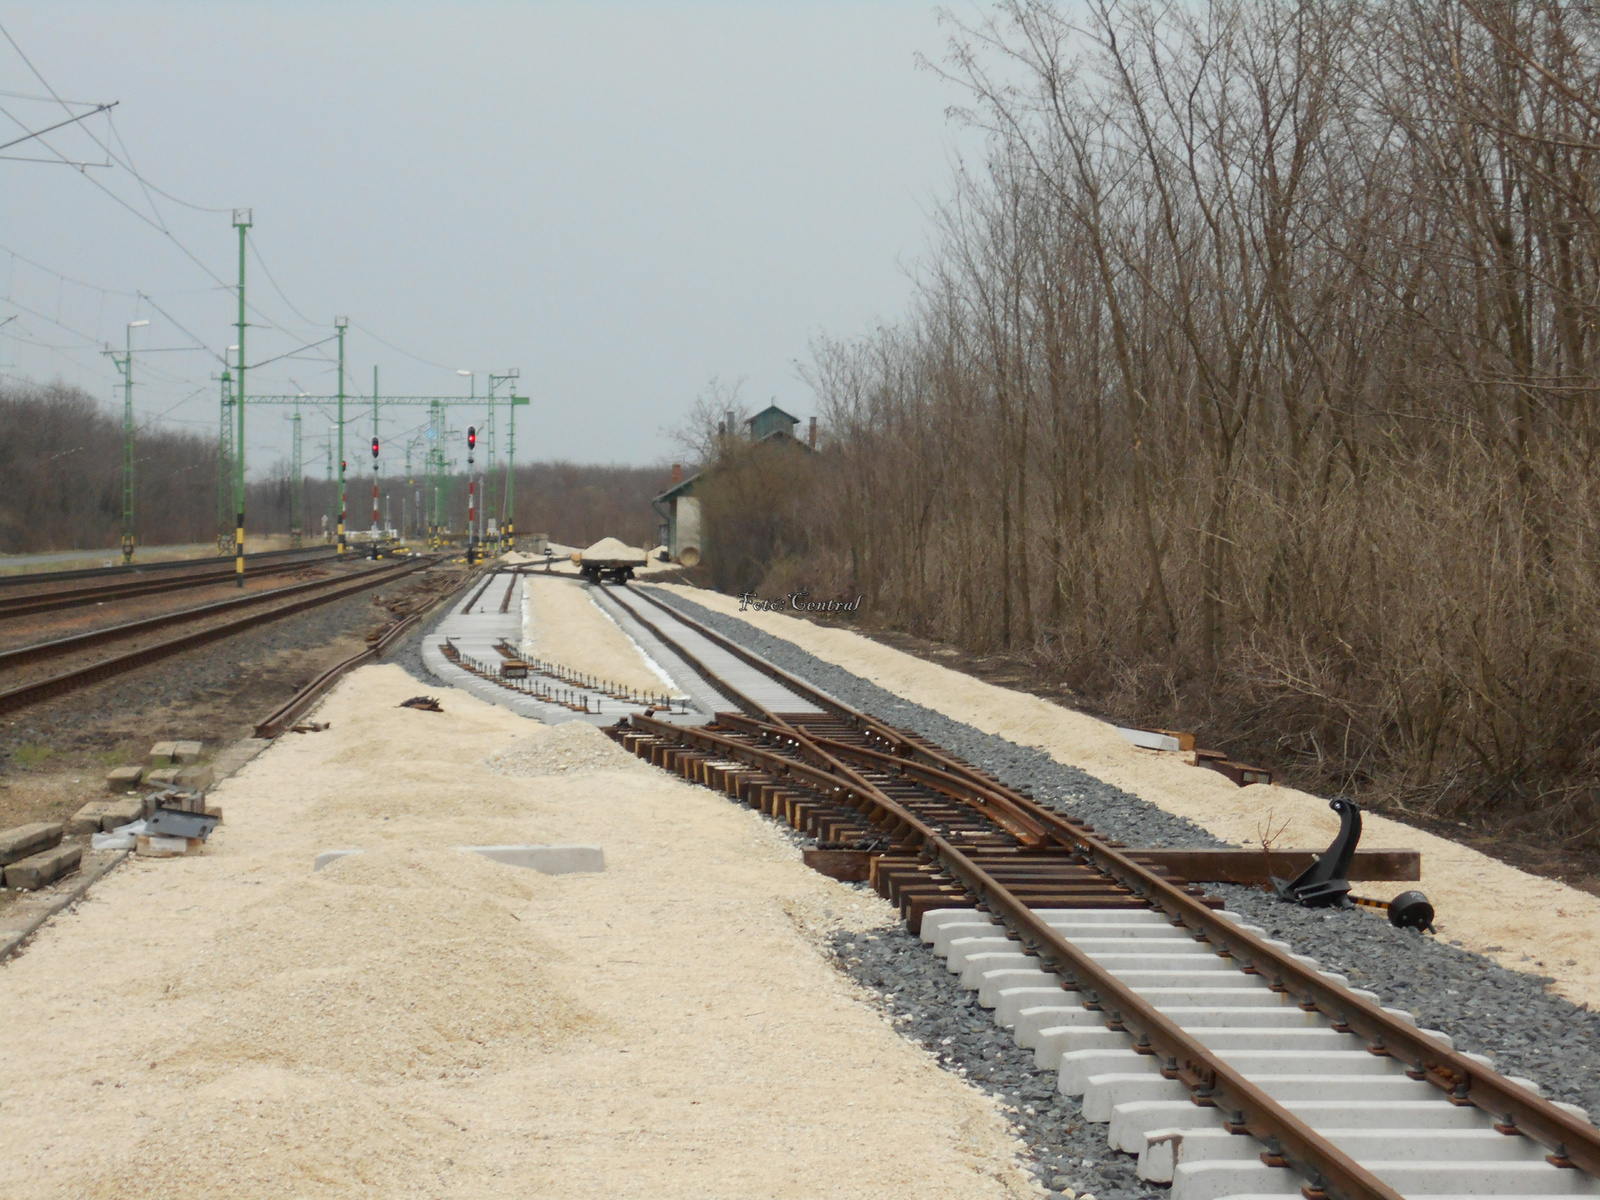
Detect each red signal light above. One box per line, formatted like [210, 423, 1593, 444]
[467, 426, 476, 451]
[371, 436, 379, 458]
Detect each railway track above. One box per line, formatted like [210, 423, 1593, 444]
[580, 584, 1600, 1200]
[0, 554, 441, 717]
[0, 543, 339, 590]
[252, 563, 482, 738]
[0, 547, 342, 621]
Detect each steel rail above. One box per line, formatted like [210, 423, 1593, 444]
[253, 570, 465, 738]
[631, 710, 1400, 1200]
[0, 543, 341, 589]
[460, 571, 499, 615]
[621, 584, 1600, 1191]
[0, 552, 342, 621]
[602, 587, 776, 721]
[0, 557, 436, 716]
[0, 561, 404, 673]
[713, 710, 1051, 847]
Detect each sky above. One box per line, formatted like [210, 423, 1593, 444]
[0, 2, 985, 477]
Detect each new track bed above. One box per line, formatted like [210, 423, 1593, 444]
[591, 583, 1600, 1200]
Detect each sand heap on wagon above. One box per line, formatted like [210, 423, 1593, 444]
[575, 537, 647, 583]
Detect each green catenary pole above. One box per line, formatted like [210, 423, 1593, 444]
[106, 318, 147, 564]
[233, 209, 251, 586]
[506, 391, 519, 550]
[325, 428, 334, 541]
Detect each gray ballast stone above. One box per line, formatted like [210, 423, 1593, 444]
[4, 843, 81, 890]
[0, 822, 62, 866]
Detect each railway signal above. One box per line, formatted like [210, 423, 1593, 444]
[466, 426, 477, 564]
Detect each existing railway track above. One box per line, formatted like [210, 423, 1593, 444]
[582, 583, 1600, 1200]
[0, 554, 440, 717]
[0, 547, 342, 621]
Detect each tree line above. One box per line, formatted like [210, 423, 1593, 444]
[704, 0, 1600, 843]
[0, 380, 665, 555]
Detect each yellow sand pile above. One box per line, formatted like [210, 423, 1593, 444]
[579, 537, 646, 565]
[0, 665, 1038, 1199]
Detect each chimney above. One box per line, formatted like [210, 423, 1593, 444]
[671, 462, 683, 485]
[808, 416, 817, 450]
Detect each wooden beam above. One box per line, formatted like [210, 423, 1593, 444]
[1127, 848, 1419, 884]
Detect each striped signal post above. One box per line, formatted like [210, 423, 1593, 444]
[466, 426, 477, 565]
[371, 433, 381, 559]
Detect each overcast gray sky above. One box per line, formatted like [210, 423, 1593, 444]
[0, 2, 981, 478]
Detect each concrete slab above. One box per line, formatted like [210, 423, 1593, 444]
[171, 741, 204, 763]
[457, 844, 605, 874]
[105, 766, 143, 790]
[0, 822, 62, 866]
[313, 849, 362, 872]
[148, 741, 178, 764]
[4, 843, 81, 890]
[176, 765, 214, 791]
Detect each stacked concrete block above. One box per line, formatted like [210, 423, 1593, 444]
[0, 822, 79, 890]
[0, 823, 61, 865]
[147, 740, 203, 766]
[66, 798, 145, 835]
[105, 766, 143, 791]
[176, 765, 214, 790]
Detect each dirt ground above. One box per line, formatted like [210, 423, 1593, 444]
[660, 584, 1600, 1011]
[0, 664, 1039, 1200]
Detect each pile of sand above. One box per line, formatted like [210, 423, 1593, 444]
[578, 537, 645, 565]
[486, 720, 645, 777]
[0, 664, 1039, 1199]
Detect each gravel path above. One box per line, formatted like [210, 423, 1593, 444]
[647, 586, 1600, 1198]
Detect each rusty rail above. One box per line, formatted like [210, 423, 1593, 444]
[0, 560, 402, 673]
[0, 548, 341, 620]
[616, 583, 1600, 1195]
[0, 556, 436, 717]
[252, 587, 448, 738]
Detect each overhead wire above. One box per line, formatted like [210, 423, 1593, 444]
[248, 237, 323, 329]
[0, 23, 492, 458]
[351, 320, 461, 373]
